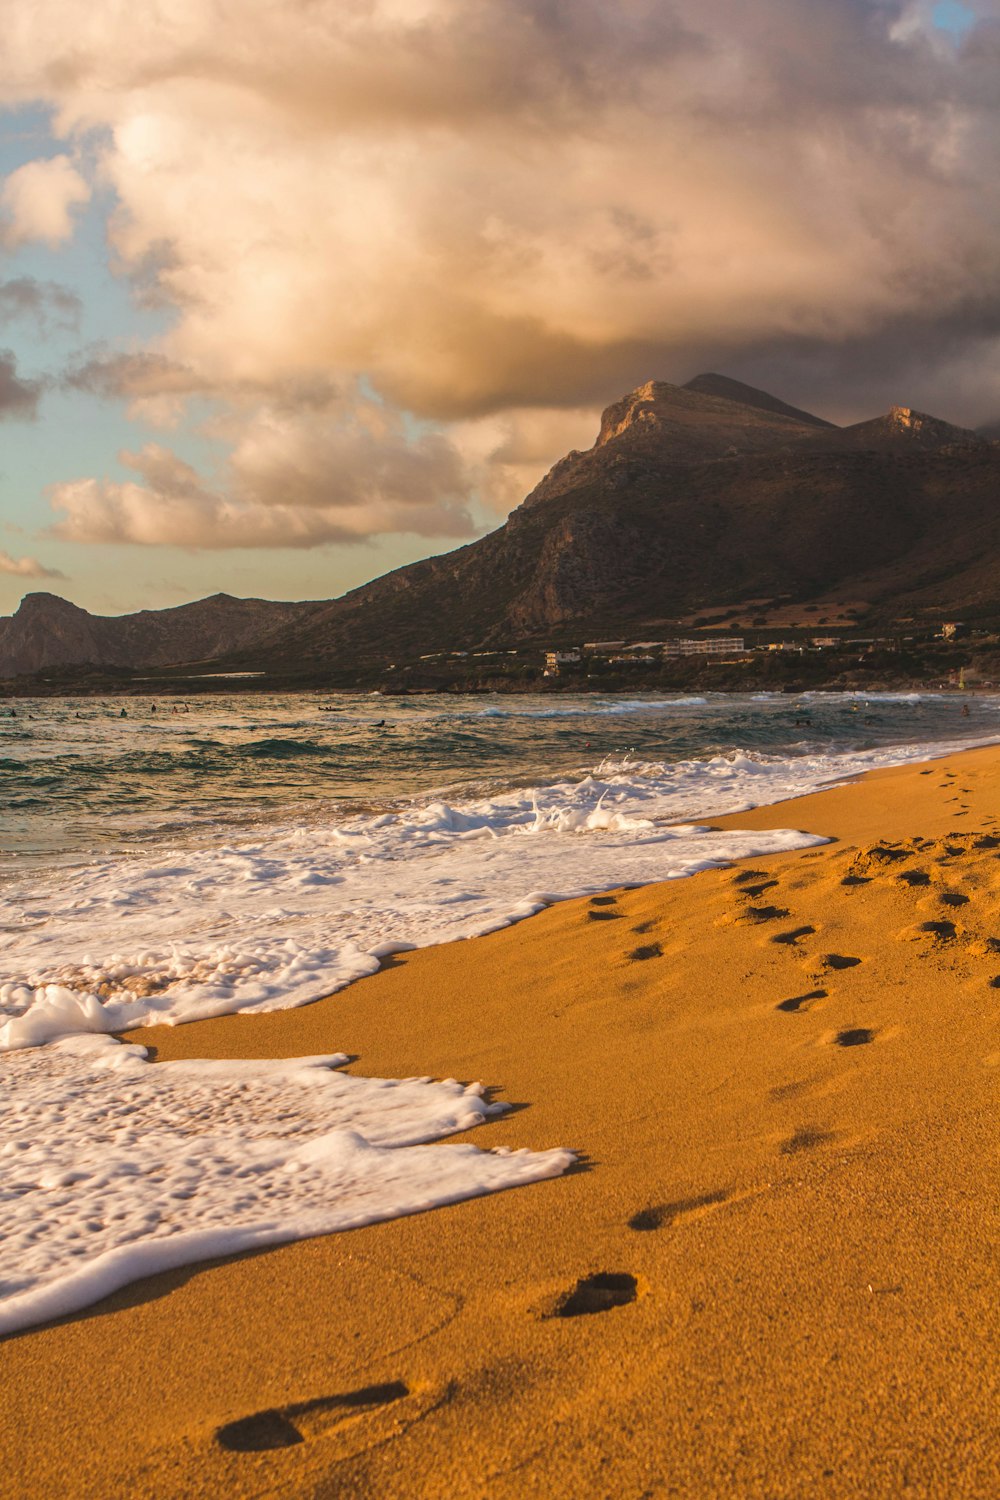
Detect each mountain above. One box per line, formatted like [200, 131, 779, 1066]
[224, 376, 1000, 670]
[804, 405, 987, 454]
[0, 591, 318, 678]
[681, 372, 836, 429]
[6, 373, 1000, 684]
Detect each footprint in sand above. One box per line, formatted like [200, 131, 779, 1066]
[833, 1027, 875, 1047]
[628, 1189, 729, 1232]
[631, 919, 656, 934]
[627, 943, 662, 961]
[740, 904, 791, 923]
[776, 989, 827, 1013]
[939, 892, 970, 907]
[588, 908, 623, 922]
[780, 1125, 836, 1155]
[216, 1379, 411, 1453]
[821, 954, 863, 971]
[772, 925, 816, 946]
[738, 880, 780, 900]
[918, 920, 957, 941]
[546, 1272, 639, 1317]
[898, 869, 930, 887]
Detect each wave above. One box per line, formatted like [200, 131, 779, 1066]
[9, 730, 998, 1052]
[241, 737, 331, 758]
[473, 696, 708, 719]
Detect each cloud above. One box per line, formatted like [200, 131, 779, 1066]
[0, 548, 65, 579]
[0, 155, 90, 248]
[0, 350, 43, 419]
[6, 0, 1000, 545]
[48, 403, 478, 548]
[0, 276, 82, 334]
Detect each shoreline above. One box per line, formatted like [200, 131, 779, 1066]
[3, 681, 996, 701]
[3, 744, 998, 1497]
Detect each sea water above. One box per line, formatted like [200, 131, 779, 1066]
[0, 690, 993, 1333]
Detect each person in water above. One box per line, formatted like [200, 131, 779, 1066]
[120, 707, 128, 718]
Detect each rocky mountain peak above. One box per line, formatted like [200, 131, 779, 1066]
[15, 591, 88, 618]
[835, 406, 987, 451]
[596, 381, 677, 446]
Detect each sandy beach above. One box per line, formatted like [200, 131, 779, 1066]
[3, 746, 998, 1499]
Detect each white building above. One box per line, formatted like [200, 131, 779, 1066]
[544, 649, 582, 677]
[662, 636, 745, 658]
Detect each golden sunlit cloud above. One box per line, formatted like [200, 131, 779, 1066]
[6, 0, 1000, 547]
[0, 156, 90, 249]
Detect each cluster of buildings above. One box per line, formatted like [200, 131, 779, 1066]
[542, 631, 927, 676]
[544, 637, 749, 675]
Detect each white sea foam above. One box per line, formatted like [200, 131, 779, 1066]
[0, 1034, 571, 1337]
[1, 736, 991, 1049]
[1, 722, 990, 1335]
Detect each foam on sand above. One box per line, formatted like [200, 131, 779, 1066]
[6, 737, 989, 1048]
[2, 732, 987, 1339]
[0, 1034, 572, 1337]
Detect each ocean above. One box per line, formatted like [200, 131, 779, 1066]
[0, 689, 994, 1334]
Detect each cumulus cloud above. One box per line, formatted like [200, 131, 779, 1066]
[0, 155, 90, 248]
[0, 549, 65, 579]
[48, 402, 478, 548]
[5, 0, 1000, 547]
[0, 351, 43, 419]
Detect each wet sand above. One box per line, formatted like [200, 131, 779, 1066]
[2, 747, 998, 1498]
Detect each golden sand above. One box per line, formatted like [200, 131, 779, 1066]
[2, 749, 998, 1498]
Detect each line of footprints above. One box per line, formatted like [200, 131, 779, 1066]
[728, 861, 872, 1045]
[574, 817, 1000, 1324]
[211, 815, 1000, 1455]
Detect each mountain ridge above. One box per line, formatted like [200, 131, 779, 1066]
[4, 373, 1000, 681]
[0, 590, 319, 678]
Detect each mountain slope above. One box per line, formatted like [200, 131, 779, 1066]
[682, 372, 836, 428]
[233, 378, 1000, 667]
[0, 592, 318, 677]
[6, 373, 1000, 682]
[801, 406, 987, 454]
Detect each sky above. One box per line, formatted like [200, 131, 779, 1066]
[1, 0, 998, 618]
